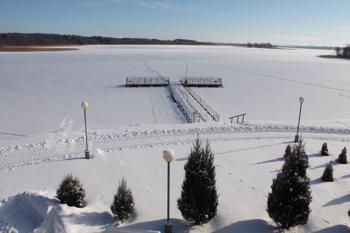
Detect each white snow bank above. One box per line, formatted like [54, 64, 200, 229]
[0, 191, 60, 233]
[0, 191, 114, 233]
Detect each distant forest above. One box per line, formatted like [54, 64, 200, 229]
[0, 33, 214, 46]
[0, 33, 338, 51]
[246, 42, 276, 48]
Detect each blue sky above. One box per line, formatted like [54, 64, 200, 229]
[0, 0, 349, 46]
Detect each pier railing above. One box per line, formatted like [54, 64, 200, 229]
[229, 113, 247, 123]
[180, 77, 223, 87]
[125, 77, 169, 87]
[183, 87, 220, 122]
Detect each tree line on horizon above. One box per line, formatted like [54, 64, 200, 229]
[0, 33, 214, 46]
[246, 42, 276, 48]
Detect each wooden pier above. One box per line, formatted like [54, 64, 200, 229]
[125, 77, 169, 87]
[180, 77, 223, 87]
[124, 75, 223, 123]
[168, 83, 200, 123]
[183, 87, 220, 122]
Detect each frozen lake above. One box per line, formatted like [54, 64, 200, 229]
[2, 45, 350, 233]
[0, 45, 349, 139]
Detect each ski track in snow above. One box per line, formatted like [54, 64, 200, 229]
[1, 123, 350, 170]
[148, 88, 158, 123]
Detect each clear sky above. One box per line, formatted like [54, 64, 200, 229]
[1, 0, 349, 46]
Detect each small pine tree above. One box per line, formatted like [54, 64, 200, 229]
[56, 174, 86, 207]
[321, 162, 334, 182]
[321, 143, 329, 156]
[111, 178, 135, 222]
[284, 144, 292, 160]
[267, 140, 312, 229]
[337, 147, 347, 164]
[178, 138, 218, 225]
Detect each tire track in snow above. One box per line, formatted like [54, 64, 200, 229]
[2, 123, 350, 158]
[186, 61, 350, 93]
[148, 88, 158, 124]
[0, 132, 26, 137]
[1, 130, 350, 170]
[140, 60, 164, 78]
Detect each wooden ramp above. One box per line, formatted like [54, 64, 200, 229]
[168, 83, 201, 123]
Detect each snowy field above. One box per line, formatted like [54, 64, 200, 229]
[1, 45, 350, 232]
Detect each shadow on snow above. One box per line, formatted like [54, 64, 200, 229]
[213, 219, 279, 233]
[323, 194, 350, 207]
[112, 218, 191, 233]
[313, 225, 349, 233]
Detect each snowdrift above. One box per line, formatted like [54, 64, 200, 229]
[0, 191, 64, 233]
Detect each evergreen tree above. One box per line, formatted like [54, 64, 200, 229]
[56, 174, 86, 207]
[286, 140, 309, 178]
[285, 141, 308, 176]
[321, 143, 329, 156]
[111, 178, 135, 222]
[267, 140, 312, 229]
[337, 147, 347, 164]
[284, 144, 292, 160]
[322, 162, 334, 182]
[178, 138, 218, 225]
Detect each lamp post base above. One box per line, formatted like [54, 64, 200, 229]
[294, 135, 299, 143]
[164, 222, 172, 233]
[85, 150, 91, 159]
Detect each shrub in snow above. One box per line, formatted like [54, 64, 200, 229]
[178, 137, 218, 225]
[284, 144, 292, 160]
[321, 143, 329, 156]
[337, 147, 347, 164]
[322, 162, 334, 182]
[267, 140, 312, 229]
[56, 174, 86, 208]
[111, 178, 135, 222]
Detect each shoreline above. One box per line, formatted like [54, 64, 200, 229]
[318, 55, 349, 60]
[0, 45, 79, 52]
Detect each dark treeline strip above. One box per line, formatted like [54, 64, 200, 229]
[0, 33, 215, 46]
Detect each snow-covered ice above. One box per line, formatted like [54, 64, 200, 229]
[1, 45, 350, 232]
[1, 45, 350, 139]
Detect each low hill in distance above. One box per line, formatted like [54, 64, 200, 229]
[0, 33, 215, 46]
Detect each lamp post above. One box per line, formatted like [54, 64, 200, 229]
[81, 101, 90, 159]
[294, 97, 304, 143]
[163, 149, 175, 233]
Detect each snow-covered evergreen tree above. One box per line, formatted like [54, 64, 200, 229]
[111, 178, 135, 222]
[56, 174, 86, 207]
[284, 144, 292, 160]
[337, 147, 347, 164]
[321, 143, 329, 156]
[267, 140, 312, 229]
[178, 138, 218, 225]
[322, 162, 334, 182]
[288, 140, 309, 178]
